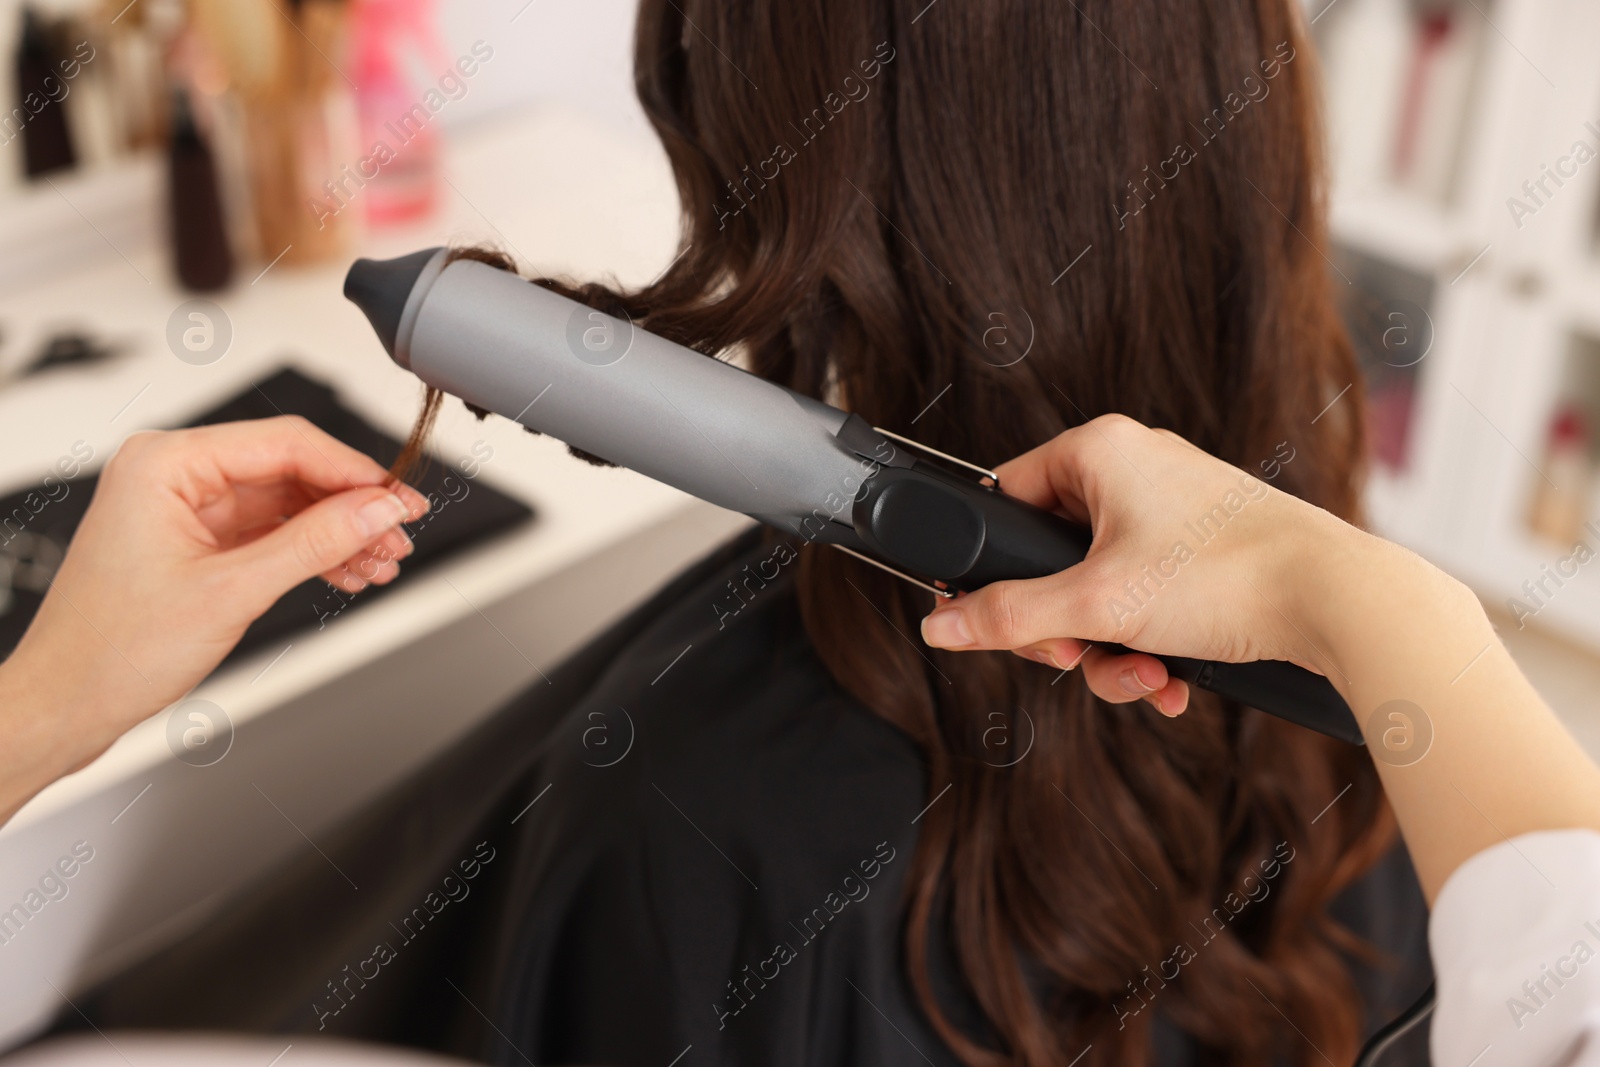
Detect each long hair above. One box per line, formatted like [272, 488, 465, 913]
[396, 2, 1393, 1063]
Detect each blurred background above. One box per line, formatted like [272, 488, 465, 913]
[0, 0, 1595, 1056]
[1309, 0, 1600, 753]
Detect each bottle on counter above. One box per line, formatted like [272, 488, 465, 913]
[167, 85, 234, 291]
[14, 5, 78, 178]
[190, 0, 354, 267]
[1529, 403, 1592, 546]
[350, 0, 443, 225]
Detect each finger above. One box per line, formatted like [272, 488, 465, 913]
[219, 507, 414, 562]
[995, 414, 1155, 519]
[1050, 646, 1191, 715]
[325, 559, 401, 593]
[344, 553, 402, 586]
[1080, 647, 1169, 704]
[175, 417, 430, 518]
[1009, 637, 1089, 671]
[194, 482, 319, 539]
[991, 423, 1099, 523]
[324, 528, 413, 588]
[226, 523, 285, 551]
[1149, 678, 1191, 716]
[920, 563, 1111, 651]
[221, 487, 413, 611]
[368, 526, 414, 566]
[1013, 643, 1188, 714]
[327, 566, 368, 595]
[1081, 649, 1186, 716]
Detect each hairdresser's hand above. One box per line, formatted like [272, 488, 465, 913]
[919, 415, 1377, 715]
[924, 419, 1600, 912]
[0, 417, 427, 818]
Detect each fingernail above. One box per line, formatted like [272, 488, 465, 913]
[400, 532, 416, 558]
[1120, 667, 1156, 696]
[921, 609, 973, 649]
[1149, 693, 1184, 717]
[1031, 649, 1059, 668]
[1061, 645, 1088, 670]
[358, 494, 410, 538]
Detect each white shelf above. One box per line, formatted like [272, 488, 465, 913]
[1329, 187, 1478, 278]
[1555, 267, 1600, 339]
[1322, 0, 1600, 665]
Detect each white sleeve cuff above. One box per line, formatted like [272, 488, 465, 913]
[1430, 828, 1600, 1067]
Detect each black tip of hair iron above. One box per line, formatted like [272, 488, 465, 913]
[344, 248, 1364, 746]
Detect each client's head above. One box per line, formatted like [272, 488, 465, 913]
[410, 2, 1388, 1063]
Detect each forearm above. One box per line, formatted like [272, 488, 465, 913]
[1297, 519, 1600, 902]
[0, 640, 114, 826]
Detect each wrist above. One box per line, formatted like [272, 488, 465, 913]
[1268, 502, 1372, 650]
[0, 653, 69, 821]
[1288, 517, 1484, 700]
[0, 639, 118, 821]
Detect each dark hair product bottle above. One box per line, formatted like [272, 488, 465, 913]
[15, 5, 77, 178]
[167, 86, 234, 291]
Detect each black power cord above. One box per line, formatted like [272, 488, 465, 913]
[1354, 983, 1437, 1067]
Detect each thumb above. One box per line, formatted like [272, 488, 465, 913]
[920, 564, 1113, 652]
[225, 487, 412, 610]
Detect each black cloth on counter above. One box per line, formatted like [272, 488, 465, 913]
[0, 366, 534, 665]
[62, 530, 1432, 1066]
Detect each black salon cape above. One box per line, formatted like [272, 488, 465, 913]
[64, 531, 1432, 1065]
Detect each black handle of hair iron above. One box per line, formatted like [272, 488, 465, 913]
[849, 453, 1365, 746]
[344, 247, 1365, 748]
[851, 454, 1363, 748]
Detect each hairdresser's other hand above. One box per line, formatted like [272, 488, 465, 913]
[918, 415, 1370, 716]
[4, 416, 428, 763]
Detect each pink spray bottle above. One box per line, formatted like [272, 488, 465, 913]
[350, 0, 448, 225]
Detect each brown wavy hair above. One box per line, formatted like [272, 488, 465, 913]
[394, 1, 1394, 1063]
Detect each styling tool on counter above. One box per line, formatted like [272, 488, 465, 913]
[0, 329, 122, 388]
[345, 247, 1365, 745]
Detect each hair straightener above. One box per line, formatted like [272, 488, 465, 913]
[344, 247, 1364, 746]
